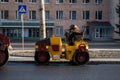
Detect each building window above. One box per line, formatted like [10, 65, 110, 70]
[69, 11, 76, 20]
[45, 10, 50, 20]
[45, 0, 50, 4]
[29, 28, 39, 37]
[1, 10, 9, 19]
[83, 11, 90, 20]
[83, 0, 90, 4]
[46, 28, 52, 38]
[95, 28, 111, 38]
[95, 0, 102, 4]
[69, 0, 77, 3]
[56, 11, 63, 20]
[56, 0, 63, 4]
[29, 0, 36, 3]
[86, 26, 89, 35]
[6, 29, 22, 38]
[56, 26, 63, 36]
[95, 11, 102, 20]
[1, 0, 9, 2]
[16, 10, 21, 20]
[15, 0, 23, 3]
[29, 11, 36, 20]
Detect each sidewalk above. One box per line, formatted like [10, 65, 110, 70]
[9, 49, 120, 64]
[10, 49, 120, 58]
[10, 39, 120, 50]
[11, 39, 120, 47]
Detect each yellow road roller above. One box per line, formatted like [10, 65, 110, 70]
[34, 25, 89, 65]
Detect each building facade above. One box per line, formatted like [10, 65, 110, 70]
[0, 0, 118, 41]
[0, 0, 54, 41]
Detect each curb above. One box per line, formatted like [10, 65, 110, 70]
[8, 56, 120, 64]
[8, 60, 120, 65]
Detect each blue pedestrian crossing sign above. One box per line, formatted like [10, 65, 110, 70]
[18, 5, 27, 14]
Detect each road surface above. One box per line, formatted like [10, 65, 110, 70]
[0, 62, 120, 80]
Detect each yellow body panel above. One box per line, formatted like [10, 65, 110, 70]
[65, 40, 89, 61]
[47, 36, 62, 60]
[64, 44, 76, 60]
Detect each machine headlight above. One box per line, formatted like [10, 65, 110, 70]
[35, 45, 39, 49]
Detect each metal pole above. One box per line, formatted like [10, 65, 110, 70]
[21, 14, 24, 50]
[39, 0, 46, 39]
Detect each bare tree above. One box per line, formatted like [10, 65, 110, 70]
[115, 0, 120, 35]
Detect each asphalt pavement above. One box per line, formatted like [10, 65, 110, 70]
[0, 62, 120, 80]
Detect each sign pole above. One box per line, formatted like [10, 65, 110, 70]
[21, 14, 24, 50]
[18, 5, 26, 50]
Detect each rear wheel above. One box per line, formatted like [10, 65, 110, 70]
[0, 49, 9, 66]
[72, 50, 89, 65]
[34, 51, 50, 64]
